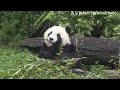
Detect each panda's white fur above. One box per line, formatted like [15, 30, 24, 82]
[44, 26, 71, 47]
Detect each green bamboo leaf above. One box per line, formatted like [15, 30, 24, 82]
[34, 11, 54, 29]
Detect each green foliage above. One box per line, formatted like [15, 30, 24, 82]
[0, 46, 111, 79]
[0, 46, 74, 79]
[34, 11, 54, 29]
[0, 11, 120, 46]
[49, 11, 120, 38]
[84, 65, 107, 79]
[0, 11, 56, 46]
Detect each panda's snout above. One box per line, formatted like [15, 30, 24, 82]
[49, 37, 53, 41]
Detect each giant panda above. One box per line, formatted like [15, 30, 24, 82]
[38, 25, 78, 59]
[38, 25, 85, 74]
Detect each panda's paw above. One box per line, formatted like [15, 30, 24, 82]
[71, 68, 86, 75]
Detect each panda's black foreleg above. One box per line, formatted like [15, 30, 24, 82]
[51, 34, 62, 57]
[38, 34, 62, 59]
[38, 43, 46, 58]
[38, 43, 55, 59]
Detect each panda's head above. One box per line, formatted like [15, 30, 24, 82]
[44, 26, 71, 47]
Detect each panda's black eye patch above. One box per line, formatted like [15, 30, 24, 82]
[48, 31, 53, 36]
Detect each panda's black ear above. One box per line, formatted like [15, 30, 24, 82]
[65, 26, 71, 36]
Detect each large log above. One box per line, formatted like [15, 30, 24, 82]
[20, 37, 44, 53]
[71, 37, 120, 68]
[20, 37, 120, 68]
[20, 37, 44, 48]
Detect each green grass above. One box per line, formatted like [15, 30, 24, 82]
[0, 45, 117, 79]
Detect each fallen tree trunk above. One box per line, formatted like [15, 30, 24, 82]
[20, 37, 120, 68]
[71, 37, 120, 69]
[20, 37, 44, 53]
